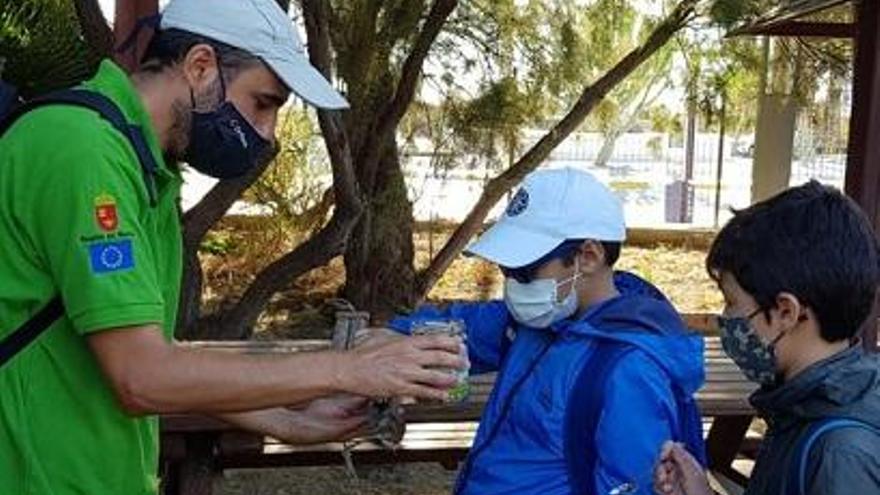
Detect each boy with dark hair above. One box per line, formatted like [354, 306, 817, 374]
[654, 181, 880, 495]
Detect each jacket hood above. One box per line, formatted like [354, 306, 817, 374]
[560, 271, 705, 395]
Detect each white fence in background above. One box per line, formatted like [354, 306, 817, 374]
[180, 129, 846, 228]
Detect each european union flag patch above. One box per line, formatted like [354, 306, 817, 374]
[89, 239, 134, 274]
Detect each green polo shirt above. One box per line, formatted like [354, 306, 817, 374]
[0, 60, 182, 494]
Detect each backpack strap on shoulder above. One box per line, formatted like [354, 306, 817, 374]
[787, 417, 880, 495]
[1, 89, 160, 206]
[565, 340, 635, 495]
[564, 338, 707, 495]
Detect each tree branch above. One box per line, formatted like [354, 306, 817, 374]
[355, 0, 459, 194]
[414, 0, 699, 299]
[182, 158, 273, 255]
[74, 0, 115, 58]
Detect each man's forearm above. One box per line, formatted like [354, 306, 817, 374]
[213, 408, 293, 439]
[89, 324, 462, 416]
[116, 342, 347, 414]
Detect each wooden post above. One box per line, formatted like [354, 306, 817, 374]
[705, 415, 753, 486]
[176, 433, 217, 495]
[845, 0, 880, 352]
[714, 91, 727, 227]
[331, 310, 369, 350]
[114, 0, 159, 73]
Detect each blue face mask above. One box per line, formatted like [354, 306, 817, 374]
[718, 308, 787, 386]
[184, 66, 273, 180]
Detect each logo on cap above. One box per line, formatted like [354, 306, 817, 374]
[506, 188, 530, 217]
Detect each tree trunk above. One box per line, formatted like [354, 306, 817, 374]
[333, 0, 457, 317]
[74, 0, 114, 59]
[595, 71, 669, 168]
[343, 135, 417, 320]
[414, 0, 698, 300]
[113, 0, 158, 72]
[176, 156, 274, 339]
[594, 128, 622, 168]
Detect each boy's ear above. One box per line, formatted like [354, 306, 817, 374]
[773, 292, 805, 330]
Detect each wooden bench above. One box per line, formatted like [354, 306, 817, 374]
[160, 314, 758, 494]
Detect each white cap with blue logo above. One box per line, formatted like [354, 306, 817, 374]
[466, 167, 626, 268]
[160, 0, 349, 109]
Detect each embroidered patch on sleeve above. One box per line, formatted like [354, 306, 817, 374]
[94, 193, 118, 232]
[88, 239, 134, 274]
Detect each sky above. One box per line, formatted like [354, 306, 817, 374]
[97, 0, 113, 22]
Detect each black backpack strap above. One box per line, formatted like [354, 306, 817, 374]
[1, 89, 160, 206]
[0, 80, 21, 123]
[0, 297, 64, 368]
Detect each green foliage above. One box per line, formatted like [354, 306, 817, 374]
[402, 0, 683, 172]
[709, 0, 763, 28]
[693, 0, 853, 134]
[0, 0, 102, 97]
[199, 231, 237, 256]
[242, 109, 331, 232]
[677, 27, 764, 133]
[647, 104, 683, 137]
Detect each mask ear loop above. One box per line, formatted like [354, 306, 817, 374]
[771, 308, 808, 348]
[216, 54, 228, 100]
[555, 258, 581, 302]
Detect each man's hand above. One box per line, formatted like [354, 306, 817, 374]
[653, 441, 714, 495]
[354, 327, 406, 348]
[337, 333, 467, 402]
[216, 395, 370, 446]
[282, 395, 371, 444]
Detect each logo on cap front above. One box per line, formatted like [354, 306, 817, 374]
[506, 188, 530, 217]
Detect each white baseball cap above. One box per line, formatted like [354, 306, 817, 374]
[160, 0, 349, 109]
[467, 168, 626, 268]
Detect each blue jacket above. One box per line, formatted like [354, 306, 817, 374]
[389, 272, 705, 495]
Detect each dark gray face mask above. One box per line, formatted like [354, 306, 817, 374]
[184, 66, 272, 180]
[718, 308, 787, 386]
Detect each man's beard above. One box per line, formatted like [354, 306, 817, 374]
[163, 77, 223, 165]
[163, 98, 191, 165]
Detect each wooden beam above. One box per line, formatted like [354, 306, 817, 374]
[729, 21, 855, 38]
[113, 0, 159, 73]
[845, 0, 880, 352]
[757, 0, 852, 25]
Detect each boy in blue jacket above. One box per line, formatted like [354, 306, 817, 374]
[385, 168, 706, 495]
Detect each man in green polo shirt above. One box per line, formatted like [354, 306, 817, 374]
[0, 1, 465, 493]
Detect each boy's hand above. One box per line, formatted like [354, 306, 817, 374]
[653, 441, 713, 495]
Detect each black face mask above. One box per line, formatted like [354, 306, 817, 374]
[184, 66, 272, 180]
